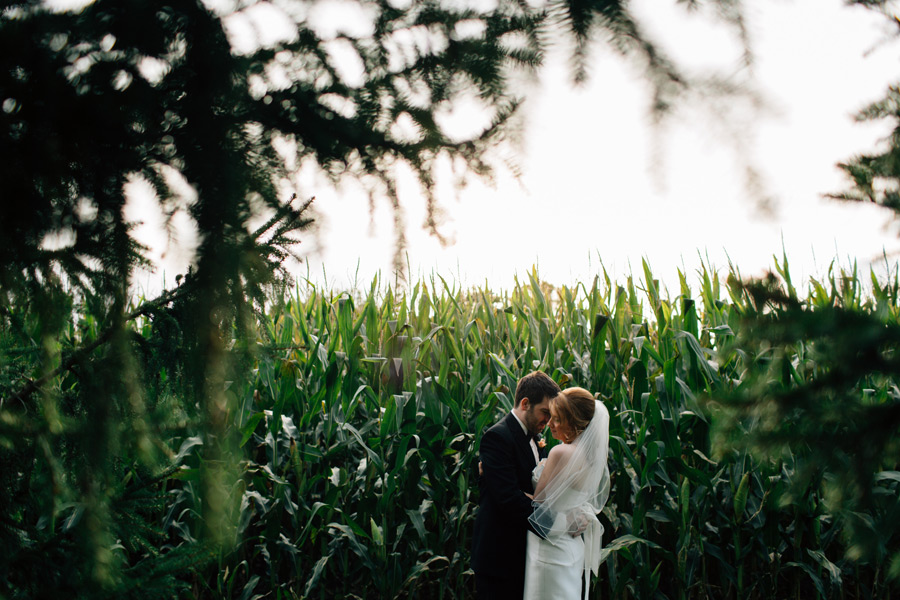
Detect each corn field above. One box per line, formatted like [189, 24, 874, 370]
[3, 258, 900, 599]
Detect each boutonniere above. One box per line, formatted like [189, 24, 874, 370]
[537, 436, 546, 449]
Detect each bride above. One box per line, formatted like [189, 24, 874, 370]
[524, 387, 610, 600]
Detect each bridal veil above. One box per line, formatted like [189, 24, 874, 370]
[528, 399, 611, 596]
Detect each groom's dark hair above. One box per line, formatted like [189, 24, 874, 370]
[515, 371, 560, 408]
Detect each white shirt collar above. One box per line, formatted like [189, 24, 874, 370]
[511, 410, 529, 436]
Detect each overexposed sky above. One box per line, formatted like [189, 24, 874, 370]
[133, 0, 900, 296]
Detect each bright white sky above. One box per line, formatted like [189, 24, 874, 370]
[131, 0, 900, 296]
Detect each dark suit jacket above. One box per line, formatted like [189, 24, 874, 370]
[472, 412, 547, 597]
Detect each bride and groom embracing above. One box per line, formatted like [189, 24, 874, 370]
[471, 371, 611, 600]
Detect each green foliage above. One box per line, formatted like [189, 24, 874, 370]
[4, 1, 900, 599]
[0, 0, 546, 596]
[714, 256, 900, 585]
[6, 261, 900, 599]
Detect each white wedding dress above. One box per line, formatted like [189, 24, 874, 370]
[523, 461, 586, 599]
[523, 401, 609, 600]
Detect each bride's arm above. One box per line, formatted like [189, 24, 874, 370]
[533, 443, 593, 537]
[533, 443, 574, 499]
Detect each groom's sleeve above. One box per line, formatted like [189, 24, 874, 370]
[479, 429, 535, 525]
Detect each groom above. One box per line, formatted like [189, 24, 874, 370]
[471, 371, 560, 600]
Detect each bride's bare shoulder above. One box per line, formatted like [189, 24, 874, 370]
[548, 443, 575, 459]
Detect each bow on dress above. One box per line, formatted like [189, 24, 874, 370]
[580, 507, 604, 600]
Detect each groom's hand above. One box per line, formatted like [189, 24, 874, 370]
[566, 511, 592, 537]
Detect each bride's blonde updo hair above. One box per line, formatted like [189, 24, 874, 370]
[552, 387, 597, 439]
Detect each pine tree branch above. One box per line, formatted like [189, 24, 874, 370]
[118, 463, 184, 501]
[2, 197, 312, 411]
[2, 283, 195, 409]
